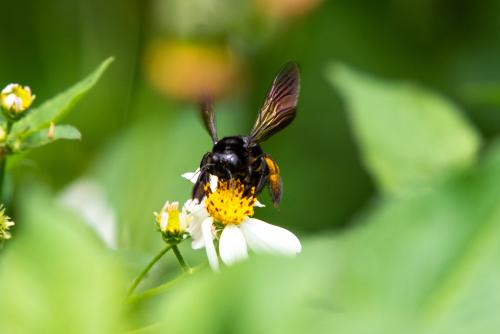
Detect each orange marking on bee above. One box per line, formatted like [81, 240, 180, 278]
[264, 157, 280, 176]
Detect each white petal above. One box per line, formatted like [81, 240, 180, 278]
[240, 218, 301, 256]
[159, 212, 168, 231]
[13, 98, 22, 111]
[58, 179, 117, 249]
[182, 198, 199, 211]
[4, 94, 16, 108]
[188, 219, 205, 249]
[179, 212, 188, 231]
[191, 236, 205, 249]
[254, 200, 265, 208]
[219, 224, 248, 266]
[182, 169, 201, 184]
[209, 174, 218, 192]
[202, 217, 219, 271]
[2, 84, 16, 94]
[193, 207, 209, 223]
[184, 198, 209, 221]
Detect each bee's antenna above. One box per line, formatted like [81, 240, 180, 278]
[199, 164, 216, 176]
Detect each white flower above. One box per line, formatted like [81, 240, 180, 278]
[58, 179, 117, 249]
[0, 205, 14, 241]
[154, 201, 191, 243]
[182, 171, 301, 271]
[1, 83, 36, 115]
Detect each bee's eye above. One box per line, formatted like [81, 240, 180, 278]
[228, 154, 241, 167]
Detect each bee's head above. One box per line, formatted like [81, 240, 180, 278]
[210, 136, 248, 176]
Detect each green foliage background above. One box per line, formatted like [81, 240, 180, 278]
[1, 0, 500, 333]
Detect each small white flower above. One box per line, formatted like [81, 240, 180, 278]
[1, 83, 36, 115]
[154, 201, 191, 243]
[0, 205, 14, 241]
[182, 171, 301, 271]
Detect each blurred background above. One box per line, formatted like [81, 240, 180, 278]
[1, 0, 499, 239]
[1, 0, 500, 333]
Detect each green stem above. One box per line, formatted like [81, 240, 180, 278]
[172, 244, 189, 272]
[0, 121, 13, 202]
[126, 271, 188, 304]
[127, 244, 172, 297]
[126, 264, 205, 304]
[0, 158, 6, 202]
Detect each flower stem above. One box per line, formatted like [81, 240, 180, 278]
[0, 158, 7, 202]
[0, 120, 13, 202]
[126, 264, 206, 304]
[127, 244, 172, 297]
[172, 244, 190, 272]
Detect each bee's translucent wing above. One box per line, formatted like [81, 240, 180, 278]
[200, 98, 218, 143]
[250, 62, 300, 143]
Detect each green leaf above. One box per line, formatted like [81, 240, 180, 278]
[327, 63, 481, 194]
[7, 57, 113, 143]
[0, 185, 126, 333]
[323, 142, 500, 334]
[19, 124, 81, 150]
[151, 141, 500, 334]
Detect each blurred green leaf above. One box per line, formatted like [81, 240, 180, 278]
[19, 124, 81, 150]
[0, 185, 126, 334]
[328, 63, 481, 194]
[151, 141, 500, 334]
[7, 57, 113, 143]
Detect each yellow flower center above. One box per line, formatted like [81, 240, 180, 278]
[155, 201, 184, 235]
[205, 179, 256, 225]
[166, 203, 181, 234]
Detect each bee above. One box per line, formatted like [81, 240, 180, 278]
[192, 62, 300, 207]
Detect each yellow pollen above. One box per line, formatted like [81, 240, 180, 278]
[205, 179, 256, 225]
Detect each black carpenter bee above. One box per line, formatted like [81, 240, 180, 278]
[192, 62, 300, 206]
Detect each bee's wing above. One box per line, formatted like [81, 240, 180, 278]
[200, 98, 218, 143]
[250, 62, 300, 143]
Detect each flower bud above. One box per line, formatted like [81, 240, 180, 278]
[1, 83, 36, 118]
[154, 201, 189, 244]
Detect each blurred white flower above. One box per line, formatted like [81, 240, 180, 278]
[0, 83, 35, 115]
[59, 179, 117, 249]
[182, 171, 301, 271]
[0, 205, 14, 241]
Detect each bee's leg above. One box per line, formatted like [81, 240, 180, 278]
[224, 167, 235, 188]
[254, 157, 269, 195]
[263, 154, 282, 207]
[192, 172, 209, 202]
[192, 153, 211, 201]
[243, 157, 267, 196]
